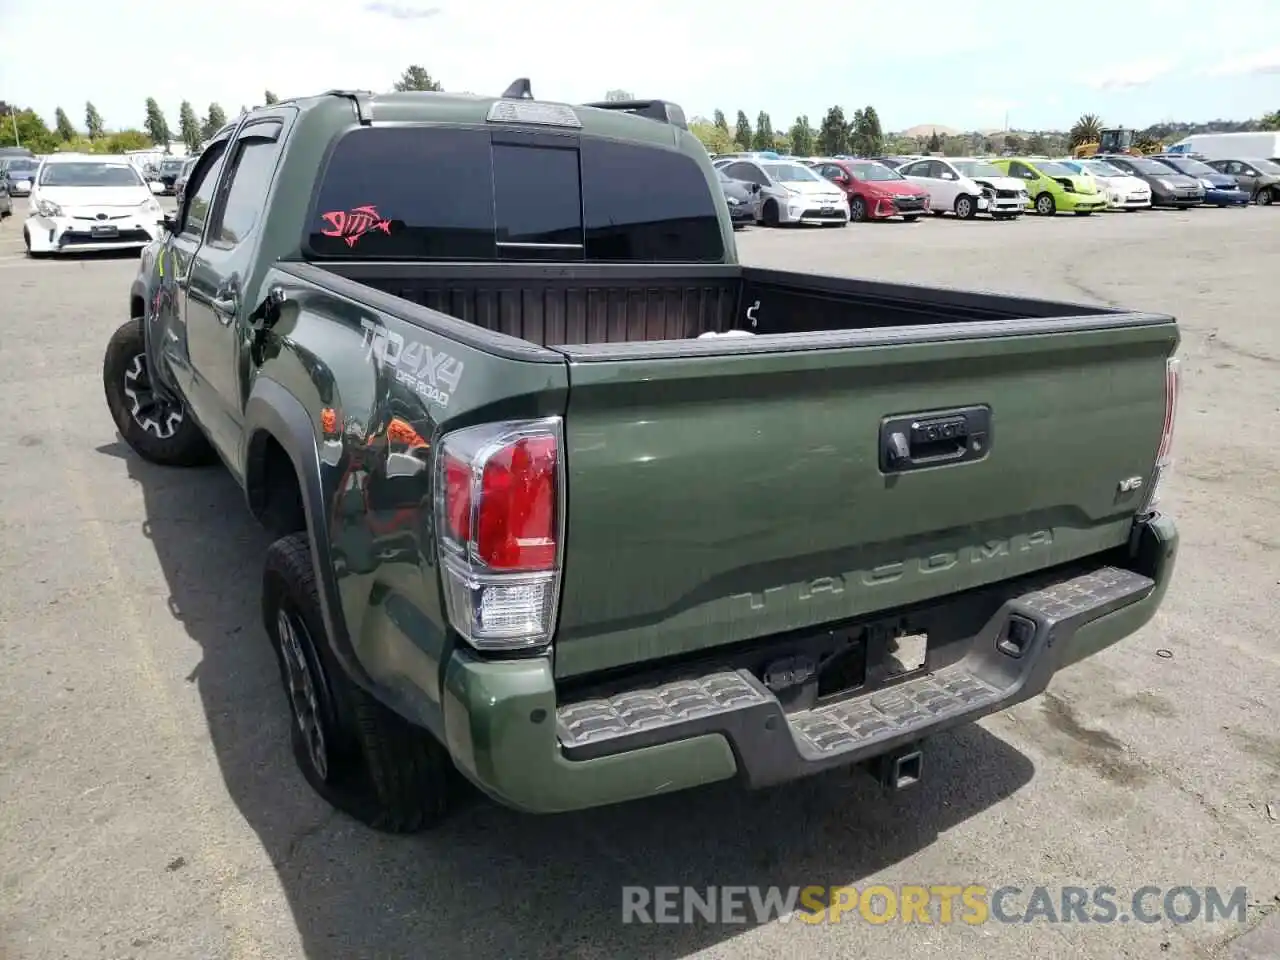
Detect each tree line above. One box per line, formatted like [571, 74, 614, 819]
[686, 106, 885, 157]
[7, 66, 1273, 159]
[1, 64, 444, 156]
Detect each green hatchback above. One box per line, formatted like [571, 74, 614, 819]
[992, 157, 1108, 215]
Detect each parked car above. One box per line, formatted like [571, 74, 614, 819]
[1, 156, 39, 197]
[103, 87, 1180, 832]
[1149, 155, 1248, 207]
[0, 181, 11, 220]
[897, 156, 1026, 219]
[718, 156, 849, 226]
[1203, 158, 1280, 206]
[717, 167, 761, 228]
[155, 157, 187, 196]
[23, 153, 167, 257]
[989, 158, 1108, 216]
[811, 157, 930, 221]
[1094, 154, 1205, 208]
[173, 156, 198, 205]
[1055, 159, 1152, 211]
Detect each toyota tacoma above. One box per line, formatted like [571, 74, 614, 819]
[103, 82, 1180, 832]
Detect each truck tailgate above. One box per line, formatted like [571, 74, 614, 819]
[552, 317, 1177, 678]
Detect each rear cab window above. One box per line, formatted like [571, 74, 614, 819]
[306, 126, 724, 262]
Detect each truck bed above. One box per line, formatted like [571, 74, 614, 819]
[284, 259, 1176, 680]
[306, 261, 1125, 347]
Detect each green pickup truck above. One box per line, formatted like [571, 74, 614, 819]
[102, 82, 1180, 833]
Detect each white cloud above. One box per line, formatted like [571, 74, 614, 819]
[1084, 58, 1175, 90]
[1202, 46, 1280, 77]
[363, 2, 441, 19]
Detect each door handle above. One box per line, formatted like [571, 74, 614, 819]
[211, 291, 238, 324]
[880, 406, 992, 474]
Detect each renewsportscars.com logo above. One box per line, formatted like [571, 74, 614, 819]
[621, 884, 1251, 926]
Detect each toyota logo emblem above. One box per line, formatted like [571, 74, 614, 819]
[95, 213, 108, 220]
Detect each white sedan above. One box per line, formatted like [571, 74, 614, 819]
[717, 157, 850, 226]
[895, 156, 1028, 219]
[24, 154, 167, 257]
[1058, 158, 1152, 211]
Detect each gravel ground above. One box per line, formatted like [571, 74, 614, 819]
[0, 198, 1277, 960]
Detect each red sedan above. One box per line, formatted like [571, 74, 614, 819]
[811, 158, 930, 222]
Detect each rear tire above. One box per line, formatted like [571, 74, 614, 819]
[102, 317, 216, 467]
[1258, 187, 1275, 206]
[264, 533, 457, 834]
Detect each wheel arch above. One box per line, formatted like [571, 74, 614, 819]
[242, 377, 373, 694]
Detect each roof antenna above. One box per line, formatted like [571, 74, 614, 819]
[501, 78, 533, 100]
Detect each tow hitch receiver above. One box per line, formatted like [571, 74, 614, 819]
[872, 743, 924, 791]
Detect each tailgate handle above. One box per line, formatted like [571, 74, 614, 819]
[880, 406, 991, 474]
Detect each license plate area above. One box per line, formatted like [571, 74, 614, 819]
[761, 618, 932, 713]
[90, 224, 119, 238]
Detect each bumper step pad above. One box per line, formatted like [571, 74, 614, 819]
[557, 672, 770, 752]
[790, 669, 1000, 755]
[555, 565, 1155, 773]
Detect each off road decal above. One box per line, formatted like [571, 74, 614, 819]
[359, 318, 464, 409]
[320, 205, 392, 248]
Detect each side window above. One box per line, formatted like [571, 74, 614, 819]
[309, 127, 495, 259]
[901, 161, 926, 177]
[180, 143, 228, 238]
[579, 138, 723, 261]
[492, 142, 582, 255]
[209, 124, 284, 247]
[1008, 162, 1033, 180]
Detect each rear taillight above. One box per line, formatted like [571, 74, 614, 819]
[434, 418, 563, 651]
[1139, 356, 1179, 516]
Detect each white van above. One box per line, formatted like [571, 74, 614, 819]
[1165, 132, 1280, 162]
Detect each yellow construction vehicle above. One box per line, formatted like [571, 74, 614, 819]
[1073, 127, 1164, 158]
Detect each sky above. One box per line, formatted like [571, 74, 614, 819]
[1, 0, 1277, 136]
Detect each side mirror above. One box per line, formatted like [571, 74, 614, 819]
[161, 214, 179, 234]
[941, 171, 957, 180]
[149, 180, 165, 195]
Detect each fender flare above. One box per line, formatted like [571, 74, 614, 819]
[242, 377, 374, 692]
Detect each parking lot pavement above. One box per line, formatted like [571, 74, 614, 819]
[1, 199, 1277, 960]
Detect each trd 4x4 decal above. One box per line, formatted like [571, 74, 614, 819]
[359, 318, 465, 410]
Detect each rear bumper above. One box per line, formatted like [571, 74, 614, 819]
[442, 514, 1177, 814]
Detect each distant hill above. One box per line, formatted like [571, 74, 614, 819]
[900, 123, 960, 138]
